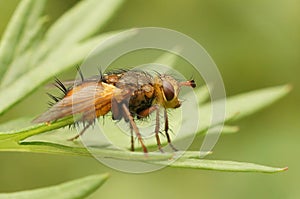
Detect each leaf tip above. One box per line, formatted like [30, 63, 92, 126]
[101, 172, 111, 180]
[282, 166, 288, 171]
[234, 126, 240, 131]
[88, 173, 110, 184]
[273, 166, 288, 173]
[284, 84, 293, 93]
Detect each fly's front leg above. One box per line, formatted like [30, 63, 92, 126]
[122, 103, 148, 153]
[164, 109, 178, 151]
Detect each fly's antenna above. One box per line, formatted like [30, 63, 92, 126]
[179, 79, 196, 88]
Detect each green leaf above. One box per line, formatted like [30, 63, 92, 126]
[156, 159, 288, 173]
[224, 84, 292, 122]
[209, 125, 240, 134]
[220, 125, 239, 134]
[34, 0, 125, 63]
[194, 84, 209, 105]
[0, 126, 287, 173]
[153, 48, 180, 73]
[196, 84, 291, 134]
[1, 16, 49, 87]
[102, 84, 290, 148]
[0, 0, 40, 79]
[0, 117, 75, 141]
[0, 174, 109, 199]
[0, 30, 136, 115]
[0, 118, 173, 161]
[46, 0, 124, 44]
[0, 0, 128, 115]
[14, 0, 47, 56]
[0, 114, 287, 172]
[155, 50, 179, 66]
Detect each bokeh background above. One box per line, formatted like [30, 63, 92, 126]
[0, 0, 299, 198]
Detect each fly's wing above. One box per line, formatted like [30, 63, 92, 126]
[32, 82, 116, 123]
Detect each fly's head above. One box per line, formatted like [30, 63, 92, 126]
[154, 74, 196, 108]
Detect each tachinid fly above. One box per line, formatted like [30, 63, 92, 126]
[33, 69, 196, 153]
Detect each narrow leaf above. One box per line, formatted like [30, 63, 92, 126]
[0, 140, 174, 162]
[14, 0, 47, 56]
[0, 0, 35, 79]
[224, 84, 292, 122]
[0, 174, 109, 199]
[0, 120, 287, 171]
[0, 118, 173, 161]
[208, 125, 239, 134]
[196, 84, 291, 133]
[0, 1, 47, 88]
[0, 117, 75, 141]
[156, 159, 288, 173]
[133, 84, 291, 148]
[46, 0, 124, 43]
[193, 84, 209, 105]
[153, 49, 180, 73]
[219, 125, 239, 134]
[0, 30, 136, 115]
[37, 0, 124, 61]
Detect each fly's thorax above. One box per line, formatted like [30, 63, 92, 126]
[141, 84, 155, 98]
[153, 75, 181, 109]
[102, 73, 124, 85]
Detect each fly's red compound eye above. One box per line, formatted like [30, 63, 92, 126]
[162, 80, 175, 101]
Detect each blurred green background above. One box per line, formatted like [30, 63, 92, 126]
[0, 0, 299, 198]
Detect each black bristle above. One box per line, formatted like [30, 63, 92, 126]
[47, 101, 55, 107]
[98, 67, 103, 80]
[47, 93, 60, 102]
[105, 68, 128, 76]
[76, 66, 85, 81]
[54, 77, 67, 94]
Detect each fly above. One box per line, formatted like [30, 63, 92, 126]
[33, 69, 196, 153]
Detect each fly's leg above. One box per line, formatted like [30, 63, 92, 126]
[164, 109, 178, 151]
[138, 105, 163, 152]
[130, 125, 134, 152]
[122, 103, 148, 153]
[68, 122, 92, 141]
[154, 106, 163, 152]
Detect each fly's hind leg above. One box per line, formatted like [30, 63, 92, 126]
[68, 122, 92, 141]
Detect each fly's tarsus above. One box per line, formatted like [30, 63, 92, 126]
[67, 122, 92, 141]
